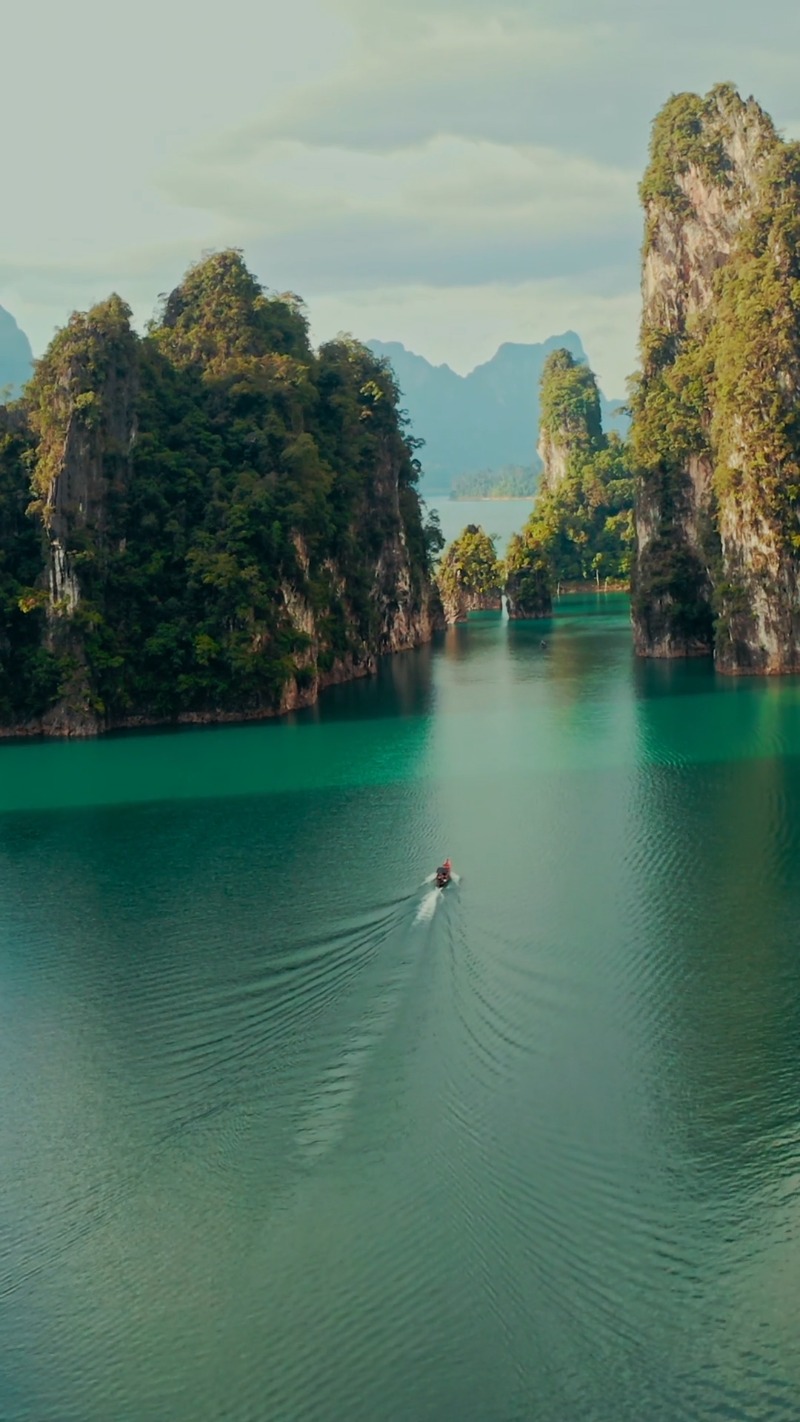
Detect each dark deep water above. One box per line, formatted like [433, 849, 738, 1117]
[2, 595, 800, 1421]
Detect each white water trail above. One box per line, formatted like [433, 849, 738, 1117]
[414, 889, 440, 924]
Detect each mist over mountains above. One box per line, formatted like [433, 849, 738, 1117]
[368, 334, 628, 494]
[0, 307, 33, 399]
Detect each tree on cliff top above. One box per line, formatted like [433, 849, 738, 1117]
[0, 250, 442, 728]
[436, 524, 503, 605]
[519, 350, 634, 586]
[503, 529, 553, 617]
[639, 85, 777, 214]
[152, 249, 311, 369]
[539, 348, 603, 452]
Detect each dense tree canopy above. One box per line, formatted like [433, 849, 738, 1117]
[436, 524, 503, 614]
[504, 529, 553, 617]
[519, 350, 634, 589]
[529, 434, 634, 585]
[0, 251, 441, 729]
[539, 349, 603, 452]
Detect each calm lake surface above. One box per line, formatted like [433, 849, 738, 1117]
[2, 594, 800, 1421]
[427, 496, 533, 551]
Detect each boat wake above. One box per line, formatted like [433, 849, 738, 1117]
[414, 889, 440, 924]
[415, 872, 460, 924]
[293, 873, 461, 1163]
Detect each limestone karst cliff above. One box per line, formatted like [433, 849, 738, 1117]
[631, 83, 800, 672]
[502, 348, 633, 612]
[537, 349, 604, 495]
[436, 524, 503, 623]
[367, 335, 628, 495]
[24, 296, 140, 732]
[504, 531, 553, 619]
[0, 252, 443, 736]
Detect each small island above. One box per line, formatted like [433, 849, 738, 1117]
[0, 252, 444, 737]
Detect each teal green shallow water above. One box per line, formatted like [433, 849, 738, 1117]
[2, 594, 800, 1421]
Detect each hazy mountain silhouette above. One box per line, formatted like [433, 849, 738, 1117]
[0, 307, 33, 399]
[368, 334, 628, 493]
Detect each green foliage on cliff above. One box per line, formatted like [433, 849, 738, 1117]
[516, 350, 634, 588]
[711, 144, 800, 511]
[0, 251, 440, 728]
[531, 435, 634, 584]
[639, 92, 728, 211]
[707, 142, 800, 651]
[539, 349, 603, 449]
[631, 85, 800, 663]
[437, 524, 502, 606]
[150, 251, 310, 370]
[504, 530, 553, 615]
[26, 294, 139, 506]
[628, 328, 715, 632]
[0, 412, 63, 721]
[639, 85, 778, 259]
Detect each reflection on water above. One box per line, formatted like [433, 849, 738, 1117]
[2, 595, 800, 1420]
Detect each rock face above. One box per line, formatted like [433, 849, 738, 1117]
[537, 349, 605, 495]
[0, 252, 443, 737]
[27, 297, 139, 733]
[500, 344, 632, 607]
[631, 84, 800, 671]
[439, 585, 503, 623]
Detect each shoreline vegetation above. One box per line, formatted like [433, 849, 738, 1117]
[450, 462, 538, 500]
[556, 580, 628, 594]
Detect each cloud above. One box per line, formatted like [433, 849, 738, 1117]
[8, 0, 800, 392]
[144, 0, 800, 392]
[151, 3, 648, 385]
[204, 20, 632, 163]
[199, 0, 800, 168]
[160, 136, 640, 292]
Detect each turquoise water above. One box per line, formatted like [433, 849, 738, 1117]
[2, 595, 800, 1421]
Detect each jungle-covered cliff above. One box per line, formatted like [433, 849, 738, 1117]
[0, 252, 443, 736]
[631, 83, 800, 672]
[504, 349, 633, 618]
[436, 525, 503, 623]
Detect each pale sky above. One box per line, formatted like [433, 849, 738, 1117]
[4, 0, 800, 394]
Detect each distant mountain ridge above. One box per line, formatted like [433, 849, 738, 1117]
[367, 334, 628, 494]
[0, 306, 33, 398]
[0, 308, 628, 496]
